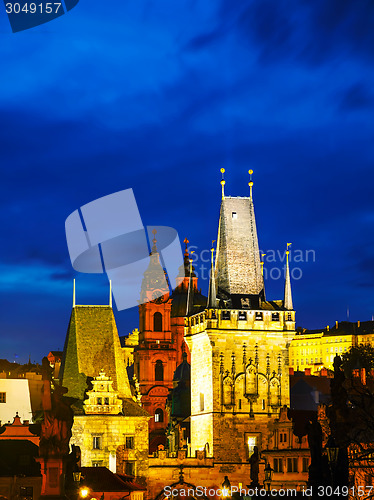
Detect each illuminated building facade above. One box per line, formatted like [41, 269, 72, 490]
[289, 321, 374, 372]
[185, 172, 296, 461]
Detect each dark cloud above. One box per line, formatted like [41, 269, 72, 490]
[340, 83, 374, 111]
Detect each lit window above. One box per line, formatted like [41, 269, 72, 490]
[155, 408, 164, 422]
[0, 393, 6, 403]
[248, 436, 257, 454]
[20, 486, 33, 500]
[93, 436, 101, 450]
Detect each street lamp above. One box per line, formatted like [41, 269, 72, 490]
[326, 436, 339, 488]
[79, 487, 90, 499]
[72, 471, 82, 483]
[326, 437, 339, 466]
[221, 476, 231, 498]
[263, 462, 273, 492]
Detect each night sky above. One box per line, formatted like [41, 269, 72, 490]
[1, 0, 374, 363]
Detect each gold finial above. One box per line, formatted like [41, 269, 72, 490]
[220, 168, 226, 199]
[286, 243, 292, 264]
[189, 250, 195, 274]
[261, 253, 266, 277]
[183, 238, 189, 256]
[248, 169, 254, 199]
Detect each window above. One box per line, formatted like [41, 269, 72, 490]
[221, 311, 231, 321]
[232, 212, 238, 219]
[92, 461, 103, 467]
[155, 360, 164, 381]
[97, 397, 102, 405]
[255, 312, 263, 321]
[153, 312, 163, 332]
[155, 408, 164, 422]
[283, 433, 287, 443]
[262, 399, 265, 410]
[93, 436, 102, 449]
[272, 313, 279, 321]
[200, 393, 205, 412]
[302, 458, 309, 472]
[273, 458, 283, 473]
[20, 486, 33, 500]
[287, 313, 292, 321]
[125, 462, 135, 476]
[104, 397, 109, 405]
[287, 458, 298, 472]
[247, 436, 257, 454]
[280, 433, 283, 443]
[238, 399, 242, 410]
[125, 436, 135, 449]
[0, 392, 6, 403]
[238, 311, 247, 321]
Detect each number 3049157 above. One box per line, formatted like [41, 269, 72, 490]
[5, 3, 62, 14]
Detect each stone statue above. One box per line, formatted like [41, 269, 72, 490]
[307, 416, 323, 464]
[39, 357, 74, 457]
[248, 446, 260, 486]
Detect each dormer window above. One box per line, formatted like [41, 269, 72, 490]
[232, 212, 238, 219]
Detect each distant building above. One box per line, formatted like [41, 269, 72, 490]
[289, 321, 374, 371]
[0, 373, 43, 425]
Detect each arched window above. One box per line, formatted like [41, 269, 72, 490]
[154, 312, 163, 332]
[155, 408, 164, 422]
[155, 360, 164, 381]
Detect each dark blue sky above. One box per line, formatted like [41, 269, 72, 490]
[1, 0, 374, 363]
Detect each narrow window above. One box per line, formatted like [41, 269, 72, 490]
[238, 399, 242, 410]
[0, 393, 6, 403]
[238, 311, 247, 321]
[97, 397, 102, 405]
[104, 397, 109, 405]
[200, 393, 205, 412]
[255, 312, 263, 321]
[153, 312, 163, 332]
[155, 360, 164, 381]
[232, 212, 238, 219]
[93, 436, 101, 450]
[272, 313, 279, 321]
[125, 462, 135, 476]
[302, 458, 309, 472]
[262, 399, 265, 410]
[222, 311, 231, 321]
[155, 408, 164, 423]
[125, 436, 135, 449]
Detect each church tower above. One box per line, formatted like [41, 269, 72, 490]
[185, 170, 295, 462]
[134, 230, 176, 451]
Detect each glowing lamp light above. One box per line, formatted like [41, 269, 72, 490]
[73, 471, 82, 483]
[79, 487, 90, 498]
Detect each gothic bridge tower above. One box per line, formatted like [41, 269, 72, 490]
[185, 170, 296, 462]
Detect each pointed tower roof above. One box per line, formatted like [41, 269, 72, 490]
[60, 305, 133, 401]
[284, 243, 293, 310]
[186, 254, 194, 316]
[140, 229, 169, 303]
[207, 244, 217, 308]
[215, 173, 264, 299]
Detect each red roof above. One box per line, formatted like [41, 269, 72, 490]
[80, 467, 145, 492]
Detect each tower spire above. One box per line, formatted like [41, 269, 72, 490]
[109, 280, 112, 308]
[220, 168, 226, 200]
[186, 251, 195, 316]
[73, 279, 76, 308]
[207, 241, 217, 308]
[284, 243, 293, 310]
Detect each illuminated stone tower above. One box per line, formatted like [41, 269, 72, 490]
[185, 170, 296, 462]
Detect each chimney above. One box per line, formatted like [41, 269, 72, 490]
[360, 368, 366, 385]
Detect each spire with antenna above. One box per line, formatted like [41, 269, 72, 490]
[186, 251, 195, 316]
[207, 241, 217, 308]
[73, 279, 76, 308]
[109, 280, 112, 308]
[284, 243, 293, 310]
[220, 168, 226, 199]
